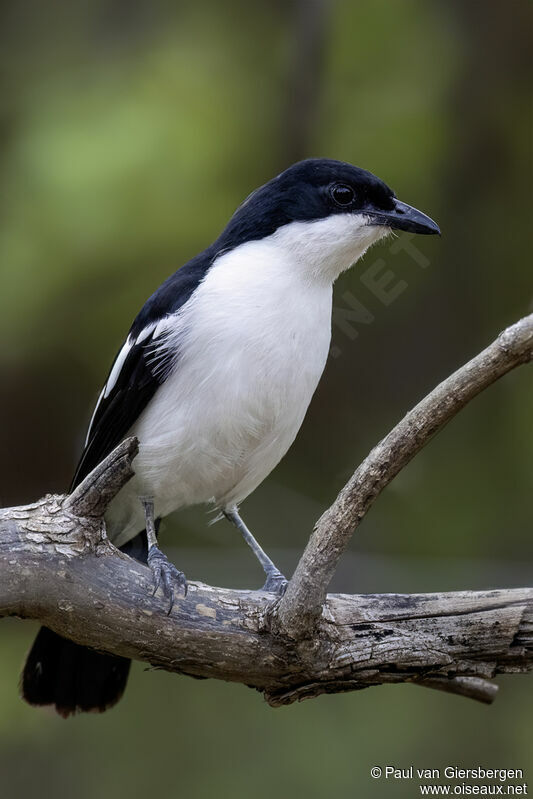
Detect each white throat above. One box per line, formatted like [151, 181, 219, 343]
[265, 213, 389, 284]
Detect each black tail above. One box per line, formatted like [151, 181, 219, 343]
[21, 531, 148, 717]
[21, 627, 131, 717]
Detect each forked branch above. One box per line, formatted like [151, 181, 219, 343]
[275, 313, 533, 637]
[0, 315, 532, 708]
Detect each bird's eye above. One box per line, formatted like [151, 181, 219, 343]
[331, 183, 355, 207]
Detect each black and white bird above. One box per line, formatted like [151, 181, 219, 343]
[22, 158, 439, 716]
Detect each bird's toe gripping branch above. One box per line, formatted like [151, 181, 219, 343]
[147, 546, 188, 614]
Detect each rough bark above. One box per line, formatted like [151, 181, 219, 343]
[275, 313, 533, 637]
[1, 315, 532, 708]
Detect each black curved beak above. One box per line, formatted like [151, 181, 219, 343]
[366, 199, 440, 235]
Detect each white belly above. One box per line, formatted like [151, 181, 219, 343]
[106, 241, 333, 546]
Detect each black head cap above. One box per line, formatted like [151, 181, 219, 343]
[215, 158, 439, 252]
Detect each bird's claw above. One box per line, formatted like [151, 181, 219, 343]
[147, 546, 187, 614]
[261, 571, 288, 595]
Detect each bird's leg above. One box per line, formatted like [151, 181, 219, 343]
[223, 506, 287, 594]
[140, 497, 187, 613]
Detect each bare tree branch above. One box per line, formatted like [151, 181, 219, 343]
[275, 313, 533, 638]
[0, 483, 531, 706]
[65, 436, 139, 518]
[1, 315, 532, 709]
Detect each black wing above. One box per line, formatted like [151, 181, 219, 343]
[70, 250, 217, 492]
[70, 326, 168, 490]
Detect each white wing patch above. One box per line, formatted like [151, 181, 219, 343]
[134, 322, 156, 345]
[84, 319, 178, 446]
[85, 336, 135, 444]
[101, 321, 160, 402]
[103, 336, 134, 398]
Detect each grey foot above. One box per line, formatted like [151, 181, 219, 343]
[147, 546, 187, 614]
[261, 571, 288, 594]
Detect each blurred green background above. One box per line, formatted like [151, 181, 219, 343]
[0, 0, 532, 796]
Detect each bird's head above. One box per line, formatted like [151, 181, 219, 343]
[217, 158, 439, 282]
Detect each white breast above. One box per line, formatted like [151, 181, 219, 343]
[106, 238, 333, 545]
